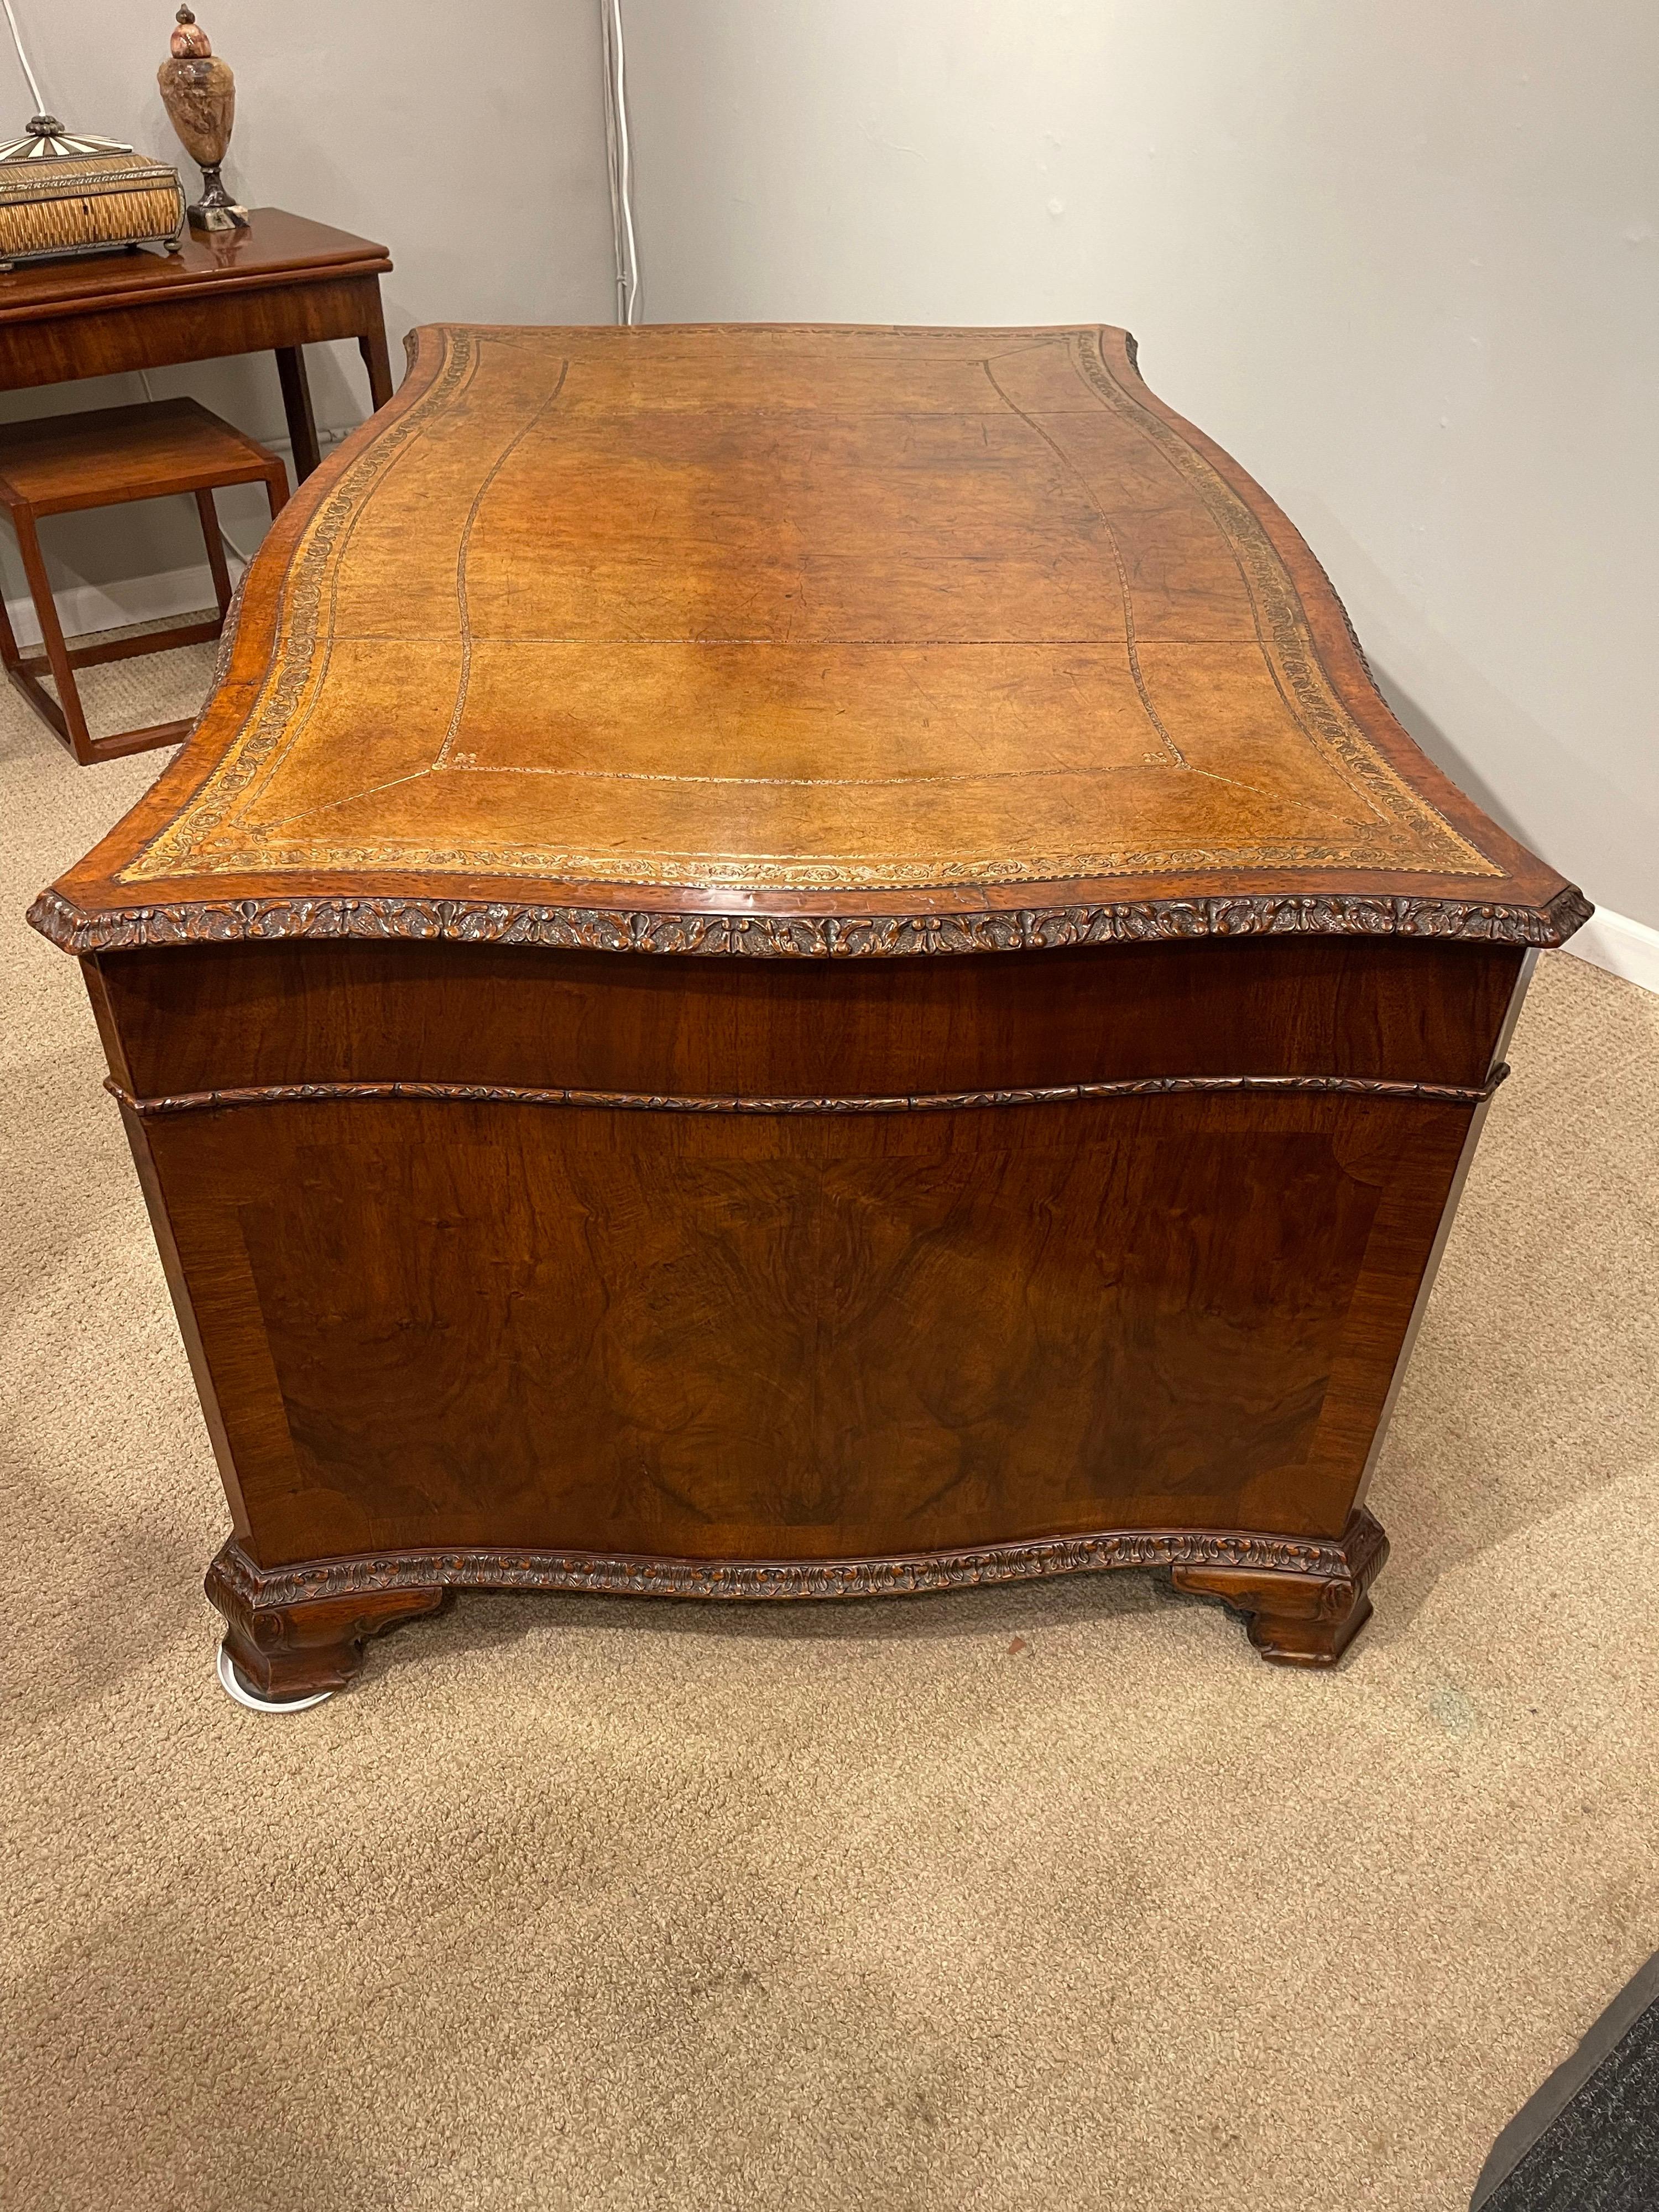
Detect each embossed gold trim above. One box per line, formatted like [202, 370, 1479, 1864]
[127, 327, 486, 880]
[1071, 331, 1489, 875]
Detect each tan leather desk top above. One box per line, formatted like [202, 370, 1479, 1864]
[34, 322, 1585, 957]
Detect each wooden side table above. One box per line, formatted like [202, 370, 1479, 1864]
[0, 396, 286, 762]
[0, 210, 394, 481]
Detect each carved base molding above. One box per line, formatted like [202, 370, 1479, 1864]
[205, 1510, 1389, 1696]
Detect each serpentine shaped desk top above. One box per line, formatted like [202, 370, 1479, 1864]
[34, 322, 1585, 957]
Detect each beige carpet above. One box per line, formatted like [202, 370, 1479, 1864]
[3, 633, 1657, 2212]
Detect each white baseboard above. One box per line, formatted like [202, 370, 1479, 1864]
[3, 561, 226, 649]
[1564, 906, 1659, 996]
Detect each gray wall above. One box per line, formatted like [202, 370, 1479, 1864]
[8, 2, 1653, 928]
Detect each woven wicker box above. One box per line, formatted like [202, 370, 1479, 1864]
[0, 149, 185, 270]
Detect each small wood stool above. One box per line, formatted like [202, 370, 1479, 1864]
[0, 397, 288, 763]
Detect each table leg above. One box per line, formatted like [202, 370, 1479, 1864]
[0, 575, 22, 674]
[1171, 1509, 1389, 1668]
[274, 345, 322, 480]
[206, 1541, 447, 1701]
[358, 323, 394, 412]
[194, 489, 234, 622]
[13, 510, 93, 762]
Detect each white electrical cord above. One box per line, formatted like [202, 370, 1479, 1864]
[601, 0, 641, 325]
[600, 5, 622, 315]
[0, 0, 45, 114]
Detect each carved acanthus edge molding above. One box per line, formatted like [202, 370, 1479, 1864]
[208, 1510, 1388, 1610]
[29, 883, 1593, 960]
[108, 1069, 1508, 1119]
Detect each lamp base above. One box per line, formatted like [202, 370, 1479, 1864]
[188, 161, 247, 231]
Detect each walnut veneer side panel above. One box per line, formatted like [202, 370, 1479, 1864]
[134, 1087, 1469, 1571]
[92, 934, 1513, 1578]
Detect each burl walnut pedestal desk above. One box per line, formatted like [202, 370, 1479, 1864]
[30, 324, 1590, 1704]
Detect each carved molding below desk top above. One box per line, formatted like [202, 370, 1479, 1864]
[38, 321, 1585, 952]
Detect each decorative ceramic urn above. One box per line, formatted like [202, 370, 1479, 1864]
[157, 5, 247, 231]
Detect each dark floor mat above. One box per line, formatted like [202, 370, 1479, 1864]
[1474, 1953, 1659, 2210]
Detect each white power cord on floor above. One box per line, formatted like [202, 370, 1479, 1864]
[601, 0, 641, 324]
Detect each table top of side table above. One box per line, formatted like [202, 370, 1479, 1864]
[30, 321, 1588, 959]
[0, 208, 391, 325]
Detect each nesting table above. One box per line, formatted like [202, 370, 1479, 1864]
[0, 396, 287, 760]
[29, 322, 1589, 1701]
